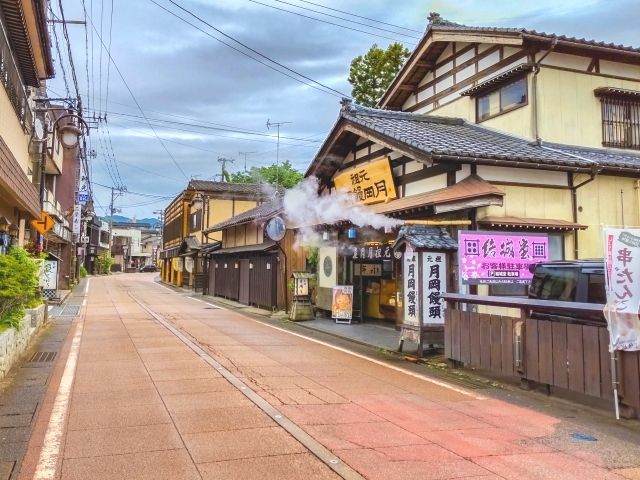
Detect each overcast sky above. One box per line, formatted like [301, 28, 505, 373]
[47, 0, 640, 219]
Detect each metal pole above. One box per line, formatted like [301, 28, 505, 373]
[610, 349, 620, 420]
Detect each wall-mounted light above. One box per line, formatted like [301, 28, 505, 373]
[266, 263, 271, 270]
[322, 231, 329, 241]
[249, 263, 253, 269]
[347, 227, 357, 239]
[234, 263, 239, 269]
[224, 263, 227, 269]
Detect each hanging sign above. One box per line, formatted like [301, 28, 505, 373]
[333, 158, 397, 205]
[72, 204, 81, 235]
[77, 191, 90, 204]
[459, 231, 548, 284]
[350, 244, 393, 260]
[184, 256, 194, 273]
[423, 252, 446, 325]
[331, 285, 353, 321]
[403, 251, 419, 326]
[604, 228, 640, 351]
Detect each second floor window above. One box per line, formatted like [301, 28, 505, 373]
[477, 77, 528, 122]
[600, 95, 640, 150]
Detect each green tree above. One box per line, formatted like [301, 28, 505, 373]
[0, 247, 41, 330]
[348, 42, 411, 107]
[230, 160, 303, 189]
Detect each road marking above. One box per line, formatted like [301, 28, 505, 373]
[130, 293, 363, 480]
[148, 282, 484, 400]
[33, 319, 84, 480]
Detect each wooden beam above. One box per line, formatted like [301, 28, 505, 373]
[432, 32, 523, 45]
[396, 163, 461, 186]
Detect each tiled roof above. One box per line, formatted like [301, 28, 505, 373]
[204, 197, 283, 233]
[394, 225, 458, 251]
[340, 104, 594, 169]
[544, 143, 640, 170]
[594, 87, 640, 98]
[187, 180, 279, 197]
[478, 216, 587, 231]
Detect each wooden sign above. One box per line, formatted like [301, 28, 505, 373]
[32, 212, 55, 235]
[333, 158, 397, 205]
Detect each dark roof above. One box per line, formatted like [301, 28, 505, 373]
[461, 64, 534, 97]
[594, 87, 640, 98]
[187, 180, 280, 198]
[544, 143, 640, 170]
[478, 216, 587, 231]
[209, 241, 278, 256]
[204, 197, 283, 233]
[394, 225, 458, 251]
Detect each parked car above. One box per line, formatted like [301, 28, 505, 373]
[139, 264, 157, 272]
[528, 259, 606, 325]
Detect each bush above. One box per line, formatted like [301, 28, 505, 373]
[79, 265, 88, 278]
[0, 247, 41, 330]
[96, 252, 113, 275]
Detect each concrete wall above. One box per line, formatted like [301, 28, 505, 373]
[0, 304, 46, 379]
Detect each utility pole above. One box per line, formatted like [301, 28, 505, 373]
[108, 185, 125, 249]
[266, 120, 292, 190]
[217, 157, 234, 182]
[238, 151, 255, 172]
[153, 209, 165, 247]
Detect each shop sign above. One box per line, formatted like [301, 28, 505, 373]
[172, 257, 183, 272]
[459, 231, 548, 285]
[333, 158, 398, 205]
[403, 251, 419, 326]
[72, 204, 81, 235]
[350, 244, 393, 260]
[423, 252, 446, 325]
[604, 228, 640, 351]
[40, 260, 58, 290]
[185, 256, 194, 273]
[332, 285, 354, 321]
[355, 263, 382, 277]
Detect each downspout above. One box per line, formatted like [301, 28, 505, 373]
[532, 37, 557, 144]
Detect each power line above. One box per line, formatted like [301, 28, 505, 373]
[271, 0, 419, 39]
[48, 5, 71, 97]
[105, 0, 115, 110]
[56, 0, 81, 100]
[247, 0, 415, 44]
[84, 9, 190, 180]
[150, 0, 348, 99]
[93, 180, 178, 199]
[293, 0, 421, 33]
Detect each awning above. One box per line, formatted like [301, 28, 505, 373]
[371, 175, 504, 216]
[461, 64, 534, 97]
[394, 225, 458, 251]
[209, 241, 278, 256]
[478, 216, 588, 231]
[178, 236, 201, 254]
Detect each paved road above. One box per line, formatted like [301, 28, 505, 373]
[14, 274, 640, 479]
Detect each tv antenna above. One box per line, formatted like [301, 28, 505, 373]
[239, 151, 256, 172]
[266, 119, 292, 190]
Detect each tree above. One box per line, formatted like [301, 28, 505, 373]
[348, 42, 411, 107]
[230, 160, 303, 189]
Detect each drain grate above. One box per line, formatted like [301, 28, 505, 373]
[29, 351, 57, 363]
[49, 305, 81, 317]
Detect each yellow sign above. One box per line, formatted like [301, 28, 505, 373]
[31, 212, 55, 235]
[333, 158, 397, 205]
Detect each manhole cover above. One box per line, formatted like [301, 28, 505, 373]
[29, 351, 57, 363]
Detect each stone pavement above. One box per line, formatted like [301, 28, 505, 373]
[14, 274, 640, 479]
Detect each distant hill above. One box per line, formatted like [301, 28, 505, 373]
[102, 216, 160, 227]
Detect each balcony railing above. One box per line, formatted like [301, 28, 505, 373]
[0, 23, 32, 132]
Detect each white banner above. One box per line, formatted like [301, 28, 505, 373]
[40, 260, 58, 290]
[604, 228, 640, 351]
[423, 252, 446, 325]
[403, 250, 419, 326]
[72, 204, 81, 235]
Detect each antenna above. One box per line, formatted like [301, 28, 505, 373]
[266, 119, 292, 190]
[217, 157, 235, 182]
[239, 151, 256, 172]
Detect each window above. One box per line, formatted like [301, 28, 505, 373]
[600, 96, 640, 150]
[477, 77, 527, 121]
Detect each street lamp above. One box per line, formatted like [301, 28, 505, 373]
[54, 114, 89, 150]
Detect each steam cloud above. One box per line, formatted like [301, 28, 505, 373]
[282, 177, 402, 247]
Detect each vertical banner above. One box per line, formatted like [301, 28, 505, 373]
[403, 250, 419, 326]
[604, 228, 640, 351]
[40, 260, 58, 290]
[72, 204, 81, 235]
[332, 285, 353, 322]
[423, 252, 446, 325]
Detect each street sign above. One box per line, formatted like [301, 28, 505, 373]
[77, 191, 90, 203]
[32, 212, 55, 235]
[80, 235, 90, 244]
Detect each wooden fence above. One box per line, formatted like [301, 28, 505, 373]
[443, 294, 640, 414]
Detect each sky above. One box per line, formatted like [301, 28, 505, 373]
[46, 0, 640, 219]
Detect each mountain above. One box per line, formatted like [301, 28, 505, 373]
[102, 216, 160, 227]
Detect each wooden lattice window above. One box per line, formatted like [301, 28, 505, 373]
[599, 94, 640, 150]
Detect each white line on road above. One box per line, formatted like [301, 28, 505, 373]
[33, 320, 84, 479]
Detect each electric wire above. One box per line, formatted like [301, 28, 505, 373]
[48, 5, 71, 97]
[84, 10, 190, 180]
[151, 0, 348, 99]
[56, 0, 81, 100]
[247, 0, 415, 44]
[271, 0, 419, 39]
[105, 0, 115, 111]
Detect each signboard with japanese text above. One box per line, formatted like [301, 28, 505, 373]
[423, 252, 446, 325]
[331, 285, 354, 321]
[403, 250, 419, 326]
[349, 244, 393, 261]
[72, 204, 81, 235]
[77, 191, 90, 204]
[459, 231, 548, 284]
[40, 260, 58, 290]
[604, 228, 640, 351]
[333, 158, 398, 205]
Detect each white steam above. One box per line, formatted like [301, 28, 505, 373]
[283, 177, 402, 247]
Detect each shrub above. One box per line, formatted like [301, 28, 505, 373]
[96, 252, 113, 274]
[79, 265, 88, 278]
[0, 247, 41, 330]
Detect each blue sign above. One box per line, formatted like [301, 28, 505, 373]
[77, 191, 90, 203]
